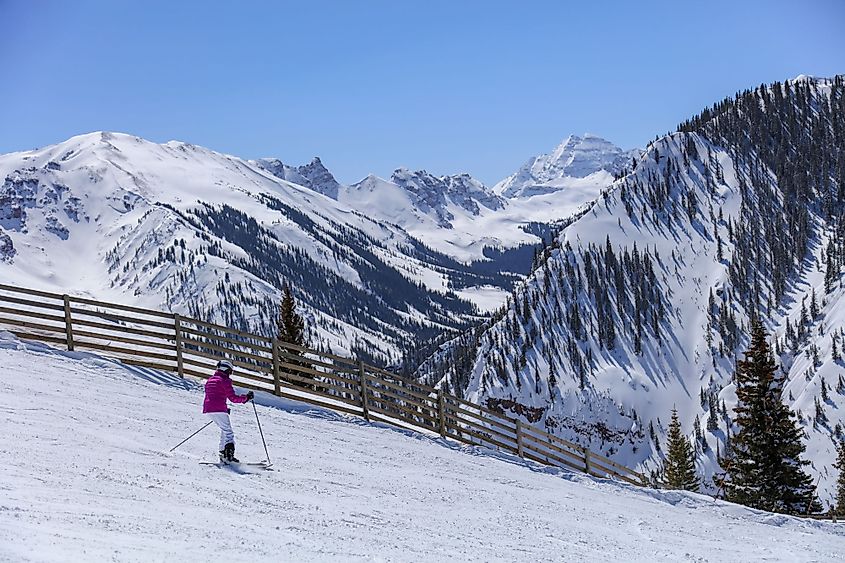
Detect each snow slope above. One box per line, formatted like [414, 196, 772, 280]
[2, 331, 844, 562]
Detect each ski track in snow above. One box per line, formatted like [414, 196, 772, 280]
[0, 333, 843, 562]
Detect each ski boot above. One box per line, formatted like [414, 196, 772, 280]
[222, 442, 239, 463]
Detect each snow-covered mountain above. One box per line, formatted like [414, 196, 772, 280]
[418, 76, 845, 505]
[339, 169, 514, 262]
[365, 133, 639, 264]
[254, 157, 520, 262]
[494, 134, 639, 199]
[0, 125, 631, 365]
[0, 132, 517, 364]
[250, 137, 633, 265]
[382, 168, 504, 226]
[341, 168, 503, 231]
[333, 144, 630, 263]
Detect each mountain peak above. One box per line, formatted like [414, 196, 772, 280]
[253, 155, 341, 199]
[495, 134, 639, 199]
[390, 167, 417, 180]
[547, 134, 628, 176]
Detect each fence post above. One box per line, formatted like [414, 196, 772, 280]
[174, 314, 184, 378]
[358, 360, 370, 421]
[516, 419, 524, 458]
[584, 446, 591, 475]
[272, 338, 281, 396]
[437, 389, 446, 438]
[62, 295, 74, 351]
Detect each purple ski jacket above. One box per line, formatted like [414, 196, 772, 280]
[203, 370, 249, 413]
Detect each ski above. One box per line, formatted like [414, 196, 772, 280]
[200, 460, 273, 471]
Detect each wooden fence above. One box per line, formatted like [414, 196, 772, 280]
[0, 283, 644, 485]
[802, 513, 844, 522]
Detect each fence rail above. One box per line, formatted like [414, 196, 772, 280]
[802, 513, 844, 522]
[0, 282, 644, 485]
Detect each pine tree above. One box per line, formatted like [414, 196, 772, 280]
[835, 440, 845, 517]
[547, 359, 558, 390]
[277, 283, 310, 385]
[722, 318, 819, 514]
[662, 408, 700, 491]
[277, 283, 306, 347]
[649, 420, 660, 452]
[693, 414, 702, 446]
[707, 395, 719, 432]
[800, 299, 808, 335]
[825, 240, 837, 293]
[810, 289, 819, 319]
[815, 396, 828, 425]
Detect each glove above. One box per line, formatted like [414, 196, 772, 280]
[246, 391, 254, 402]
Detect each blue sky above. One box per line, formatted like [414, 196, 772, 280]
[2, 0, 843, 185]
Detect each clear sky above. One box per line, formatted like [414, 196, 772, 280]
[2, 0, 843, 185]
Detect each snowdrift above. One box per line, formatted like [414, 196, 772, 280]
[1, 331, 843, 562]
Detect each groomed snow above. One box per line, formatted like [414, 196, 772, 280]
[1, 332, 843, 562]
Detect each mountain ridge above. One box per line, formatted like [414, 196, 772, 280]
[417, 75, 845, 505]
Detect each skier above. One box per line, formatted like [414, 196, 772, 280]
[203, 359, 254, 463]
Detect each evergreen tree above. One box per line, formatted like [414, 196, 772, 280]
[810, 289, 819, 319]
[662, 407, 700, 492]
[277, 283, 306, 347]
[548, 364, 557, 391]
[693, 414, 702, 445]
[814, 396, 828, 425]
[277, 283, 310, 385]
[707, 396, 719, 432]
[825, 240, 837, 293]
[722, 318, 819, 514]
[649, 420, 660, 452]
[834, 440, 845, 517]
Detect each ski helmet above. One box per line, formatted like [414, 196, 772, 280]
[217, 359, 234, 374]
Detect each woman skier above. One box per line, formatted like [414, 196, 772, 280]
[203, 359, 253, 462]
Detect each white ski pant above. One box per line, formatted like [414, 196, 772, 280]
[206, 412, 235, 451]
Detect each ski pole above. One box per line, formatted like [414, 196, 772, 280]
[252, 400, 271, 465]
[169, 420, 214, 452]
